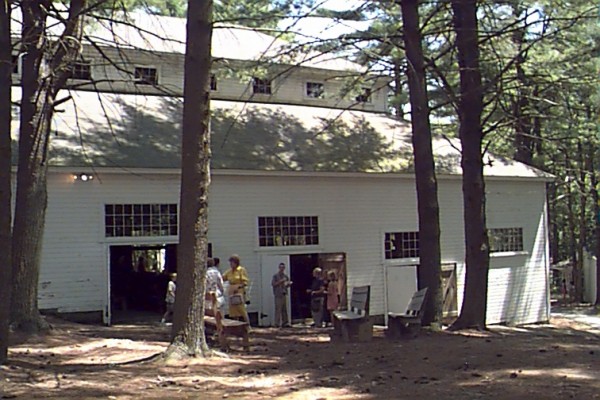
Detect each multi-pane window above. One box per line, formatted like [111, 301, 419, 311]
[489, 227, 524, 253]
[306, 82, 324, 99]
[70, 61, 92, 80]
[385, 231, 420, 259]
[134, 66, 158, 85]
[258, 216, 319, 247]
[105, 204, 178, 237]
[252, 77, 272, 94]
[210, 74, 217, 91]
[355, 87, 372, 103]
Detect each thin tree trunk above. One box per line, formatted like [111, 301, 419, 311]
[0, 0, 13, 364]
[11, 0, 86, 331]
[164, 0, 213, 358]
[392, 60, 405, 120]
[449, 0, 489, 330]
[575, 141, 586, 303]
[566, 153, 577, 303]
[400, 0, 442, 326]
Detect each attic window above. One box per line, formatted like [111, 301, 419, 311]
[489, 227, 523, 253]
[70, 61, 92, 80]
[306, 82, 324, 99]
[210, 74, 217, 91]
[258, 216, 319, 247]
[355, 88, 372, 103]
[134, 66, 158, 85]
[252, 77, 272, 95]
[384, 231, 420, 259]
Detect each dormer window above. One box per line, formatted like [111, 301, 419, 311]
[11, 54, 19, 74]
[356, 88, 372, 103]
[210, 74, 217, 91]
[252, 77, 272, 95]
[134, 66, 158, 85]
[70, 61, 92, 80]
[306, 82, 324, 99]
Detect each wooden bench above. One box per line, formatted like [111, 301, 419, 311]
[386, 287, 428, 339]
[330, 285, 372, 342]
[204, 292, 250, 351]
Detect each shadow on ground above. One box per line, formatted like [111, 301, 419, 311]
[2, 316, 599, 399]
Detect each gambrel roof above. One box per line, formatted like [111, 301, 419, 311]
[10, 10, 362, 72]
[10, 88, 552, 180]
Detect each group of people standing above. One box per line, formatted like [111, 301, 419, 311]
[162, 257, 340, 329]
[271, 264, 339, 328]
[161, 254, 251, 324]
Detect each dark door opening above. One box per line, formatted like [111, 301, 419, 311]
[289, 252, 347, 321]
[109, 244, 177, 322]
[289, 253, 319, 321]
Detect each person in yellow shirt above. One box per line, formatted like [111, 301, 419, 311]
[223, 254, 250, 324]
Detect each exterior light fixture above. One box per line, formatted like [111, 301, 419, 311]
[73, 173, 93, 182]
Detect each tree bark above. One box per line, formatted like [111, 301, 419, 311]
[164, 0, 213, 358]
[11, 0, 86, 331]
[400, 0, 442, 326]
[449, 0, 489, 330]
[0, 0, 13, 364]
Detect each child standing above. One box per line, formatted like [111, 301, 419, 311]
[161, 273, 177, 324]
[326, 270, 339, 325]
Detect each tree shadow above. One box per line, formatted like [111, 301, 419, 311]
[45, 95, 399, 173]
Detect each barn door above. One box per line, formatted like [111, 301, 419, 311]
[318, 253, 347, 309]
[441, 263, 458, 318]
[385, 265, 418, 315]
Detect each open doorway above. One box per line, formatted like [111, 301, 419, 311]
[289, 253, 319, 321]
[109, 244, 177, 322]
[288, 252, 347, 322]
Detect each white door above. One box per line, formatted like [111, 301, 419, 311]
[386, 265, 418, 314]
[260, 254, 290, 327]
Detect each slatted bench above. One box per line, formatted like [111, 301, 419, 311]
[386, 287, 428, 339]
[204, 292, 250, 351]
[330, 285, 372, 342]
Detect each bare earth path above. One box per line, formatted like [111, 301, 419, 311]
[1, 316, 599, 399]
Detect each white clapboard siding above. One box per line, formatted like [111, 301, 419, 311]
[38, 170, 549, 325]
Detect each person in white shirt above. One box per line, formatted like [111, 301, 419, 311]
[160, 273, 177, 324]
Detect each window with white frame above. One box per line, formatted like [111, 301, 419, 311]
[252, 77, 272, 94]
[355, 87, 372, 103]
[70, 61, 92, 80]
[134, 66, 158, 85]
[306, 82, 324, 98]
[258, 216, 319, 247]
[105, 204, 178, 237]
[384, 231, 420, 259]
[488, 227, 523, 253]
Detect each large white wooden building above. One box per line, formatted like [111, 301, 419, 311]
[10, 13, 552, 326]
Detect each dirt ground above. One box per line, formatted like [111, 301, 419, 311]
[1, 315, 599, 400]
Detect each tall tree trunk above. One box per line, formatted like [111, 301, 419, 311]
[575, 141, 586, 303]
[510, 1, 534, 165]
[566, 153, 577, 303]
[0, 0, 13, 364]
[400, 0, 442, 326]
[164, 0, 213, 358]
[11, 0, 86, 331]
[449, 0, 489, 330]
